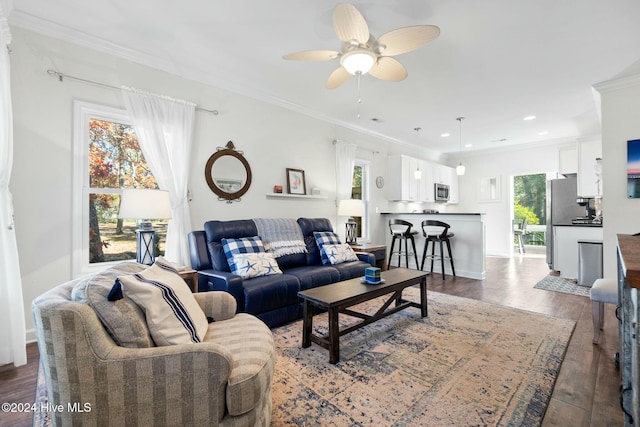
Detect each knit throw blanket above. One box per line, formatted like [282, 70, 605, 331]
[253, 218, 308, 258]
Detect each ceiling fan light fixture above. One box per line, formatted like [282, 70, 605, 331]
[341, 49, 377, 75]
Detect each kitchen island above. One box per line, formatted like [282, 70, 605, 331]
[381, 212, 486, 279]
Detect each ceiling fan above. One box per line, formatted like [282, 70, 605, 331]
[283, 3, 440, 89]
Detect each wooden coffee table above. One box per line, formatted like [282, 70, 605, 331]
[297, 268, 428, 364]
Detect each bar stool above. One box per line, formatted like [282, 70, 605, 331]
[387, 219, 419, 269]
[420, 220, 456, 279]
[590, 278, 618, 344]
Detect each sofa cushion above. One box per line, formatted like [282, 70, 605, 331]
[116, 258, 209, 346]
[230, 252, 283, 279]
[71, 262, 153, 348]
[204, 312, 275, 416]
[205, 219, 259, 272]
[243, 274, 301, 314]
[333, 260, 371, 280]
[222, 236, 265, 272]
[283, 264, 340, 291]
[298, 217, 335, 265]
[321, 243, 359, 264]
[313, 231, 342, 264]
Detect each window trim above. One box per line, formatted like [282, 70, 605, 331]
[72, 101, 137, 277]
[354, 159, 370, 242]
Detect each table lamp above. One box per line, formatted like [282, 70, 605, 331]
[338, 199, 365, 244]
[118, 189, 172, 265]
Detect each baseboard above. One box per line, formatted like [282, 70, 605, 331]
[26, 329, 37, 344]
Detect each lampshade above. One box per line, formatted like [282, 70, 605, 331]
[340, 50, 376, 75]
[118, 189, 172, 220]
[414, 169, 422, 179]
[456, 163, 466, 176]
[338, 199, 365, 217]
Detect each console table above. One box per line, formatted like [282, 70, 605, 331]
[617, 234, 640, 426]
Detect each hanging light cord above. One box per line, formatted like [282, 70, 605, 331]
[356, 71, 363, 119]
[456, 117, 464, 152]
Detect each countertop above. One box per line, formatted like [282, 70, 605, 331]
[380, 212, 484, 215]
[553, 223, 603, 227]
[617, 234, 640, 289]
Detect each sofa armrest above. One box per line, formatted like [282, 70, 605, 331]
[355, 251, 376, 267]
[194, 291, 237, 321]
[196, 269, 245, 311]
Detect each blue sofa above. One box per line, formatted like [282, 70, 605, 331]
[188, 217, 375, 327]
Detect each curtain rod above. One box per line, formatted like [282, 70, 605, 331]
[46, 69, 219, 115]
[332, 139, 379, 155]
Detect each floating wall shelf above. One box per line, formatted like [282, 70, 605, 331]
[265, 193, 327, 200]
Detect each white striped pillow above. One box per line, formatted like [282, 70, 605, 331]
[117, 258, 208, 346]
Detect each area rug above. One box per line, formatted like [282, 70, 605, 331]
[271, 288, 575, 426]
[34, 288, 575, 427]
[533, 275, 591, 297]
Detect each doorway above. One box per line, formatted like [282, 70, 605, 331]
[512, 173, 547, 257]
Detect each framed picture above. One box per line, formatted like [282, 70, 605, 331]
[478, 176, 501, 203]
[628, 139, 640, 198]
[286, 168, 306, 195]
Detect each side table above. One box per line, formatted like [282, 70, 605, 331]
[349, 242, 387, 271]
[178, 268, 198, 292]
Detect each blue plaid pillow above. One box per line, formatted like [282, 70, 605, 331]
[221, 236, 265, 272]
[313, 231, 342, 265]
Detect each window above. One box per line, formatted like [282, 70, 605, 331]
[351, 160, 369, 241]
[72, 101, 163, 276]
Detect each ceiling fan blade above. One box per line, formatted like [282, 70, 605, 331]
[283, 50, 340, 61]
[326, 67, 352, 89]
[377, 25, 440, 56]
[368, 57, 408, 82]
[333, 3, 369, 45]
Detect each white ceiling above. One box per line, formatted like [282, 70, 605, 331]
[7, 0, 640, 155]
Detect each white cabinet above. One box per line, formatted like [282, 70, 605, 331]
[553, 226, 603, 279]
[388, 155, 453, 203]
[559, 145, 578, 175]
[577, 139, 602, 197]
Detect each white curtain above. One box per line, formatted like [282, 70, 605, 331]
[121, 87, 195, 266]
[0, 7, 27, 367]
[335, 140, 357, 202]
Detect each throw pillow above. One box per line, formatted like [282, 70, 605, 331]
[321, 243, 359, 265]
[230, 252, 283, 279]
[72, 262, 153, 348]
[313, 231, 342, 264]
[115, 258, 208, 346]
[221, 236, 265, 271]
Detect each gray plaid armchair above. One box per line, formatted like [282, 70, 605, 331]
[32, 263, 275, 426]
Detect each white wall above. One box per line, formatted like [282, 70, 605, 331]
[447, 144, 563, 256]
[594, 74, 640, 277]
[9, 27, 405, 337]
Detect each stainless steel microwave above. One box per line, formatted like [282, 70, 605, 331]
[435, 183, 450, 202]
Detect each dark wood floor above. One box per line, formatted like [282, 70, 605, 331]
[0, 253, 622, 426]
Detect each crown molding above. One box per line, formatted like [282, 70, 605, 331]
[593, 73, 640, 94]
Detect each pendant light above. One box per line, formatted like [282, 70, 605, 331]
[456, 117, 466, 176]
[414, 127, 422, 179]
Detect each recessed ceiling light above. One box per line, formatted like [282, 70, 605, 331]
[464, 144, 473, 148]
[538, 131, 549, 136]
[441, 133, 450, 137]
[523, 115, 536, 121]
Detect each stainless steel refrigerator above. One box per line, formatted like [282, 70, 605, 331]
[546, 177, 584, 269]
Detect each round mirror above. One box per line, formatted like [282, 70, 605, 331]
[205, 142, 252, 202]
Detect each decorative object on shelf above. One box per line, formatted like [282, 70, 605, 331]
[456, 117, 466, 176]
[311, 187, 321, 196]
[414, 127, 422, 179]
[273, 185, 283, 193]
[338, 199, 364, 244]
[286, 168, 306, 195]
[205, 141, 252, 203]
[375, 175, 384, 189]
[118, 189, 172, 265]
